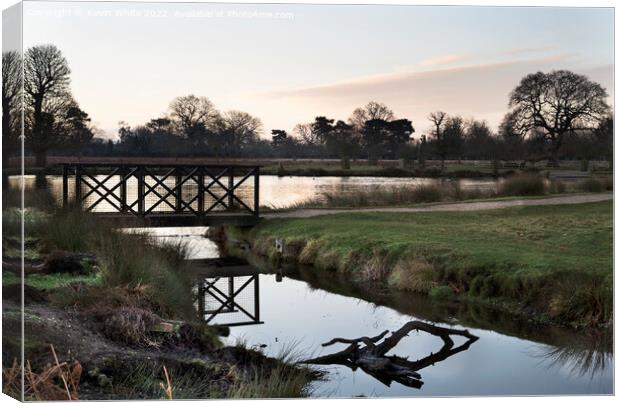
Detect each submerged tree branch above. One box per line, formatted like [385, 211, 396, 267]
[303, 320, 479, 389]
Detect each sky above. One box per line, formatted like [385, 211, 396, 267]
[20, 1, 614, 140]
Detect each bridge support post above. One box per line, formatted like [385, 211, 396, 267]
[254, 167, 260, 216]
[175, 168, 182, 213]
[254, 273, 260, 321]
[120, 166, 127, 212]
[197, 167, 204, 215]
[62, 165, 68, 208]
[74, 165, 82, 208]
[137, 166, 145, 216]
[228, 167, 234, 211]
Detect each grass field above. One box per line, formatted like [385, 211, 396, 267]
[231, 201, 613, 327]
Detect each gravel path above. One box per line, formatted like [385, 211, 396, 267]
[264, 193, 613, 219]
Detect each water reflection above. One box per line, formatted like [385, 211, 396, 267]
[529, 330, 613, 380]
[193, 262, 263, 327]
[304, 321, 479, 389]
[143, 228, 611, 396]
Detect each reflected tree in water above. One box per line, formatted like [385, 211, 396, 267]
[303, 321, 479, 389]
[529, 330, 612, 379]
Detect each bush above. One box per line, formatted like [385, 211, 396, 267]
[548, 180, 566, 194]
[579, 178, 604, 193]
[498, 174, 546, 196]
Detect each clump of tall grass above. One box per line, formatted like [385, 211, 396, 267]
[579, 178, 604, 193]
[578, 177, 612, 193]
[226, 363, 315, 399]
[95, 230, 194, 319]
[41, 209, 104, 253]
[498, 174, 546, 196]
[299, 184, 445, 208]
[548, 179, 567, 194]
[101, 343, 316, 400]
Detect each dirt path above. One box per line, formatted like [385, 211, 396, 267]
[264, 193, 613, 219]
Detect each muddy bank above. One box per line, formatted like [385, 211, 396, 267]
[2, 281, 317, 400]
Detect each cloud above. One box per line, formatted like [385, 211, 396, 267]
[419, 54, 471, 67]
[254, 54, 612, 135]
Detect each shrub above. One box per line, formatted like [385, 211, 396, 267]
[579, 178, 604, 193]
[548, 180, 566, 194]
[498, 174, 546, 196]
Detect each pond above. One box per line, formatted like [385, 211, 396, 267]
[16, 175, 500, 210]
[137, 227, 613, 398]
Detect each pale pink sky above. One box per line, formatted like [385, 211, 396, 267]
[21, 1, 614, 139]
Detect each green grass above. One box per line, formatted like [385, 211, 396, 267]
[235, 201, 613, 327]
[3, 271, 102, 289]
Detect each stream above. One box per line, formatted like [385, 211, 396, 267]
[137, 226, 613, 397]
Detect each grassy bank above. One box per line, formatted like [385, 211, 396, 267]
[2, 188, 316, 400]
[226, 201, 613, 328]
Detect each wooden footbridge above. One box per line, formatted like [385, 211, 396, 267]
[60, 159, 261, 227]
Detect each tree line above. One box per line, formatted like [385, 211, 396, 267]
[2, 45, 613, 167]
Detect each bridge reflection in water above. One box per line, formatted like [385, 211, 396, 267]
[192, 260, 266, 327]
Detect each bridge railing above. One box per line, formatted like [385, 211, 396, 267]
[61, 163, 260, 218]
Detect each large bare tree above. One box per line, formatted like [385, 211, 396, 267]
[348, 101, 395, 129]
[24, 44, 71, 166]
[216, 110, 262, 156]
[507, 70, 610, 166]
[2, 50, 22, 169]
[168, 95, 219, 140]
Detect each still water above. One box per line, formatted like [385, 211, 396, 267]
[138, 227, 613, 397]
[17, 175, 499, 210]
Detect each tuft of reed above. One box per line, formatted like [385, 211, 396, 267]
[42, 209, 104, 253]
[578, 177, 612, 193]
[95, 230, 194, 319]
[294, 184, 445, 208]
[498, 174, 546, 196]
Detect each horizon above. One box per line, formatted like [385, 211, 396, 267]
[22, 1, 614, 141]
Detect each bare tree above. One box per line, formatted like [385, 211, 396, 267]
[216, 110, 262, 156]
[428, 111, 447, 171]
[349, 101, 395, 129]
[2, 50, 22, 170]
[24, 44, 71, 166]
[507, 70, 610, 166]
[168, 94, 219, 140]
[293, 123, 320, 146]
